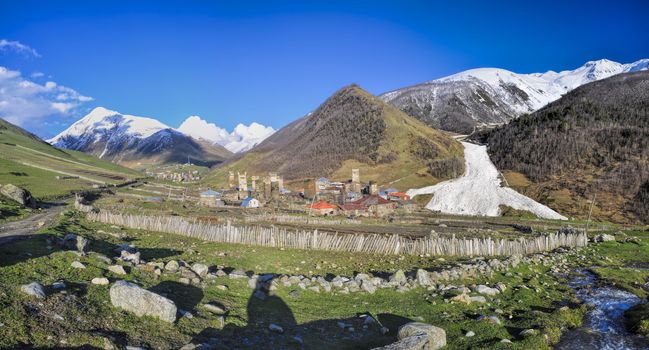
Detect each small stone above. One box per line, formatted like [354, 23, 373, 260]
[519, 328, 538, 337]
[20, 282, 45, 298]
[269, 323, 283, 333]
[500, 339, 512, 343]
[71, 261, 86, 269]
[52, 281, 66, 289]
[179, 277, 190, 285]
[465, 331, 475, 337]
[470, 296, 487, 303]
[288, 290, 300, 298]
[91, 277, 109, 285]
[108, 265, 127, 275]
[478, 315, 501, 325]
[215, 285, 229, 291]
[203, 303, 226, 315]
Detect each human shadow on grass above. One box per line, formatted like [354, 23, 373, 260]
[149, 280, 204, 312]
[189, 276, 410, 349]
[0, 234, 57, 267]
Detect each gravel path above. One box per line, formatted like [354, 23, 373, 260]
[0, 201, 67, 244]
[407, 142, 567, 220]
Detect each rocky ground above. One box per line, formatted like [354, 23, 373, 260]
[0, 208, 647, 349]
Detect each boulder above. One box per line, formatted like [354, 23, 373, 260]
[450, 293, 472, 304]
[191, 263, 209, 277]
[416, 269, 432, 286]
[20, 282, 45, 299]
[389, 270, 407, 285]
[374, 322, 446, 350]
[1, 184, 35, 207]
[120, 251, 141, 265]
[595, 234, 615, 242]
[164, 260, 179, 272]
[109, 280, 177, 322]
[360, 279, 377, 294]
[62, 234, 89, 253]
[475, 285, 500, 296]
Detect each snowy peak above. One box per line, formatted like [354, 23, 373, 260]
[380, 58, 648, 133]
[49, 107, 169, 144]
[177, 115, 275, 153]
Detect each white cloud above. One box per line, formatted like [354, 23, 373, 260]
[0, 39, 41, 58]
[177, 115, 275, 153]
[31, 72, 45, 78]
[0, 65, 93, 132]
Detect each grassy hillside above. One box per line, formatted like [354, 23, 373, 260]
[205, 85, 464, 190]
[0, 118, 140, 199]
[478, 71, 649, 223]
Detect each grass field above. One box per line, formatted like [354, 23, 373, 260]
[0, 118, 140, 200]
[0, 211, 594, 349]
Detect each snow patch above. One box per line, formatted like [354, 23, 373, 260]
[407, 142, 567, 220]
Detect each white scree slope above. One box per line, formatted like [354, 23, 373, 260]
[407, 142, 567, 220]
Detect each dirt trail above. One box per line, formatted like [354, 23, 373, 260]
[0, 202, 67, 244]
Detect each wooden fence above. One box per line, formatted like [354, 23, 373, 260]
[244, 214, 361, 225]
[87, 211, 588, 257]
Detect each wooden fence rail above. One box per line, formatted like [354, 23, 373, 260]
[87, 211, 588, 256]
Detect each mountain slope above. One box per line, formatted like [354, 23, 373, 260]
[50, 107, 232, 168]
[0, 117, 139, 199]
[381, 59, 649, 133]
[477, 71, 649, 223]
[206, 85, 464, 190]
[177, 116, 275, 153]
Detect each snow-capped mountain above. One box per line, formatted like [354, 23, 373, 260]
[381, 58, 649, 133]
[177, 116, 275, 153]
[49, 107, 232, 168]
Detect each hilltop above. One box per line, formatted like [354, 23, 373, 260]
[205, 85, 464, 190]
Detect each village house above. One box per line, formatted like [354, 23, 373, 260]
[387, 191, 411, 201]
[241, 197, 261, 208]
[307, 200, 339, 216]
[341, 195, 396, 218]
[199, 189, 223, 207]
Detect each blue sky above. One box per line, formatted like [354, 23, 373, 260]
[0, 0, 647, 138]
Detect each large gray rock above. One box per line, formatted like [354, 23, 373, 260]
[595, 234, 615, 242]
[191, 263, 209, 277]
[1, 184, 35, 207]
[398, 323, 446, 350]
[475, 285, 500, 296]
[416, 269, 432, 286]
[109, 280, 177, 322]
[20, 282, 45, 299]
[373, 322, 446, 350]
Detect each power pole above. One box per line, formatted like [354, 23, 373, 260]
[585, 193, 596, 234]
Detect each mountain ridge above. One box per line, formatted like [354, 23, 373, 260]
[206, 84, 464, 190]
[381, 58, 649, 133]
[476, 70, 649, 223]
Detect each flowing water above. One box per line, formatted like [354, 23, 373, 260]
[556, 269, 649, 349]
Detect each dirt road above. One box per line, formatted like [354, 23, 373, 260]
[0, 202, 68, 244]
